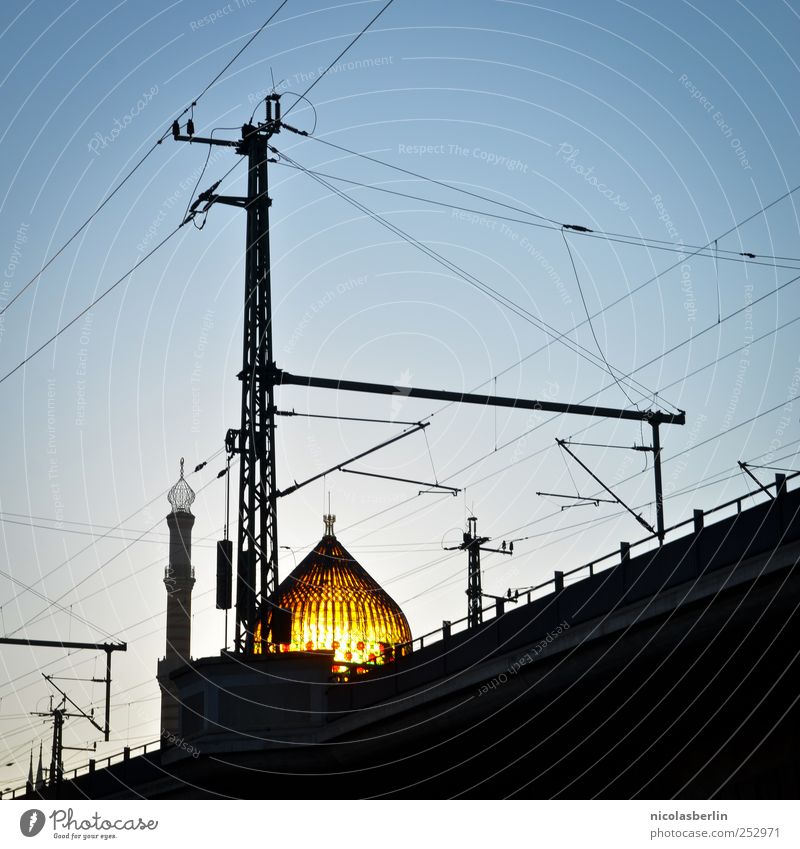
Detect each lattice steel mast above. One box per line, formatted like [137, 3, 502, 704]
[173, 95, 290, 652]
[174, 93, 685, 651]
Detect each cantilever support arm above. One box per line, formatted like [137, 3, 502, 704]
[341, 467, 459, 495]
[738, 461, 775, 500]
[557, 439, 656, 536]
[0, 638, 126, 652]
[275, 370, 685, 426]
[172, 134, 238, 147]
[43, 675, 105, 738]
[536, 491, 616, 504]
[1, 639, 125, 742]
[277, 423, 429, 498]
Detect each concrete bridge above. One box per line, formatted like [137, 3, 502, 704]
[17, 475, 800, 799]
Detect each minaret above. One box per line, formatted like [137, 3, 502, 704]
[157, 458, 196, 742]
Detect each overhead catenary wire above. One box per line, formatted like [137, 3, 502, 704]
[4, 464, 233, 639]
[444, 297, 800, 505]
[297, 135, 562, 225]
[0, 511, 177, 535]
[3, 438, 797, 747]
[278, 141, 800, 484]
[279, 149, 666, 409]
[412, 271, 800, 499]
[0, 0, 291, 318]
[0, 5, 411, 648]
[182, 126, 240, 224]
[7, 26, 800, 760]
[268, 133, 800, 552]
[276, 409, 421, 426]
[0, 446, 228, 615]
[289, 325, 799, 578]
[561, 226, 636, 407]
[0, 514, 216, 546]
[273, 161, 800, 271]
[401, 448, 800, 607]
[3, 420, 748, 712]
[275, 151, 800, 426]
[0, 568, 116, 641]
[312, 292, 800, 556]
[21, 3, 800, 780]
[10, 78, 793, 604]
[296, 135, 800, 266]
[12, 478, 276, 652]
[504, 444, 800, 551]
[0, 156, 244, 388]
[283, 0, 398, 118]
[0, 223, 184, 386]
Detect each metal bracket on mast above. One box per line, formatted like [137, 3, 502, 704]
[738, 461, 775, 501]
[276, 423, 429, 498]
[557, 439, 656, 537]
[340, 467, 460, 495]
[174, 97, 299, 654]
[443, 517, 513, 629]
[535, 491, 617, 510]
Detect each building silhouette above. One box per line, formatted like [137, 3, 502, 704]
[12, 472, 800, 799]
[157, 459, 196, 740]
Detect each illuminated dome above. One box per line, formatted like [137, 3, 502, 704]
[254, 515, 411, 666]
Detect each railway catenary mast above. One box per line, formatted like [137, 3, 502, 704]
[173, 96, 286, 653]
[174, 94, 684, 652]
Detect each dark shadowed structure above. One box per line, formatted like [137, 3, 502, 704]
[12, 476, 800, 800]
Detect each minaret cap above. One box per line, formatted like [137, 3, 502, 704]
[167, 457, 195, 514]
[323, 513, 336, 537]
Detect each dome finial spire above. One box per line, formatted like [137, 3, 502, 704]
[168, 456, 195, 514]
[323, 513, 336, 537]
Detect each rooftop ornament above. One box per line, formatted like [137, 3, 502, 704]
[167, 457, 196, 514]
[254, 514, 411, 670]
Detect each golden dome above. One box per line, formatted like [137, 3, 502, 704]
[254, 515, 411, 666]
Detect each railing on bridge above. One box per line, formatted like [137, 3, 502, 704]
[4, 471, 797, 798]
[396, 470, 800, 655]
[1, 738, 161, 800]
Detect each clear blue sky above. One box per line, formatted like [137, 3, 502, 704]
[1, 0, 799, 789]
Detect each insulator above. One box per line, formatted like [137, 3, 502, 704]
[216, 540, 233, 610]
[509, 542, 514, 554]
[186, 118, 195, 136]
[274, 98, 281, 123]
[270, 607, 292, 645]
[236, 548, 256, 623]
[171, 121, 180, 139]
